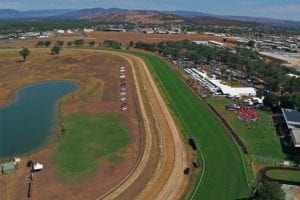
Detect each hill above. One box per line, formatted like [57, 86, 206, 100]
[0, 8, 183, 24]
[219, 16, 300, 28]
[56, 8, 184, 24]
[53, 7, 122, 19]
[190, 16, 257, 27]
[0, 9, 75, 19]
[0, 8, 299, 27]
[164, 10, 300, 28]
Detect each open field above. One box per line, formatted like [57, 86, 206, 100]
[0, 49, 142, 199]
[0, 31, 224, 48]
[131, 52, 249, 199]
[53, 112, 131, 183]
[207, 97, 286, 160]
[266, 169, 300, 182]
[0, 48, 192, 200]
[87, 31, 224, 44]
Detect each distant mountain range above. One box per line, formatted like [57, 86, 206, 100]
[0, 7, 300, 28]
[0, 9, 76, 18]
[164, 10, 300, 28]
[54, 8, 183, 24]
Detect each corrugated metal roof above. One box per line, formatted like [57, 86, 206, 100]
[282, 108, 300, 129]
[291, 129, 300, 148]
[2, 162, 16, 173]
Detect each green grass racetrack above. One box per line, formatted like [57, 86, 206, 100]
[133, 52, 250, 199]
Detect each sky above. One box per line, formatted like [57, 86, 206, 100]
[1, 0, 300, 21]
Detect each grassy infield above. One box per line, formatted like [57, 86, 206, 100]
[53, 113, 131, 183]
[133, 52, 250, 199]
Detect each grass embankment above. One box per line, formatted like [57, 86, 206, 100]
[266, 169, 300, 182]
[53, 112, 131, 183]
[133, 52, 249, 199]
[207, 98, 286, 160]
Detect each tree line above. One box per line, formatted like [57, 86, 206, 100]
[20, 39, 122, 61]
[35, 39, 121, 49]
[0, 19, 98, 35]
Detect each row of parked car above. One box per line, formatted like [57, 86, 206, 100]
[120, 65, 128, 111]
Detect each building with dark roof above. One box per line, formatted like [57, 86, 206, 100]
[282, 108, 300, 129]
[282, 108, 300, 150]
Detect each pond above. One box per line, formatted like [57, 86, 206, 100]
[0, 81, 78, 158]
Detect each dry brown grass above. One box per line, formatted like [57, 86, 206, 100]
[0, 32, 225, 48]
[88, 31, 224, 45]
[0, 49, 122, 107]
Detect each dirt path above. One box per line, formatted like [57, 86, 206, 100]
[94, 50, 191, 200]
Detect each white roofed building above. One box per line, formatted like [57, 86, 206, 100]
[57, 30, 65, 34]
[193, 41, 209, 46]
[291, 129, 300, 148]
[209, 79, 256, 97]
[33, 162, 43, 171]
[184, 68, 256, 97]
[208, 40, 225, 47]
[83, 28, 94, 33]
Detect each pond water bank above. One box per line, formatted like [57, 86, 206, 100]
[0, 81, 78, 158]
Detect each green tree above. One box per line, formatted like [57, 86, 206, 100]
[111, 41, 121, 49]
[263, 94, 280, 108]
[284, 78, 300, 93]
[129, 41, 135, 47]
[51, 46, 61, 55]
[19, 48, 30, 61]
[255, 182, 285, 200]
[280, 95, 297, 109]
[103, 40, 120, 49]
[247, 40, 255, 49]
[56, 40, 64, 47]
[265, 76, 281, 92]
[74, 39, 84, 46]
[88, 40, 95, 47]
[45, 40, 51, 47]
[294, 95, 300, 109]
[35, 41, 45, 47]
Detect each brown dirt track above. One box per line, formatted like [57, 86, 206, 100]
[0, 48, 192, 200]
[91, 50, 192, 200]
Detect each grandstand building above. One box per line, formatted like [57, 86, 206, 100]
[184, 68, 256, 97]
